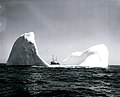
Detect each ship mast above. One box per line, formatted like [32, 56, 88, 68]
[55, 56, 57, 62]
[52, 55, 54, 62]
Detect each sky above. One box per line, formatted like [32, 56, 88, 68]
[0, 0, 120, 64]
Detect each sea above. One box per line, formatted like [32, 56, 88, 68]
[0, 65, 120, 97]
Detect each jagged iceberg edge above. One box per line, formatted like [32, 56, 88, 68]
[22, 32, 49, 66]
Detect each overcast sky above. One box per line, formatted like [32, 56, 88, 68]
[0, 0, 120, 64]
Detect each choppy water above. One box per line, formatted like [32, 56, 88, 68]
[0, 65, 120, 97]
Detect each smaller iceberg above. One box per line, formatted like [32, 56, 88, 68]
[7, 32, 48, 66]
[62, 44, 109, 68]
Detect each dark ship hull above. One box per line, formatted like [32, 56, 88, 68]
[50, 61, 60, 65]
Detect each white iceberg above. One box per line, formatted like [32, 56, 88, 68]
[7, 32, 49, 66]
[62, 44, 109, 68]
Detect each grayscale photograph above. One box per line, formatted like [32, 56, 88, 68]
[0, 0, 120, 96]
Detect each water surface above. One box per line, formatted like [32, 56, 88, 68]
[0, 65, 120, 97]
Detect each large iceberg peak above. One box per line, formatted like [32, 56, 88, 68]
[7, 32, 48, 66]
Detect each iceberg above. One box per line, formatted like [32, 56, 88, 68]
[62, 44, 109, 68]
[7, 32, 48, 66]
[6, 31, 109, 68]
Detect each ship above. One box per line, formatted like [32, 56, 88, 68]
[50, 55, 60, 65]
